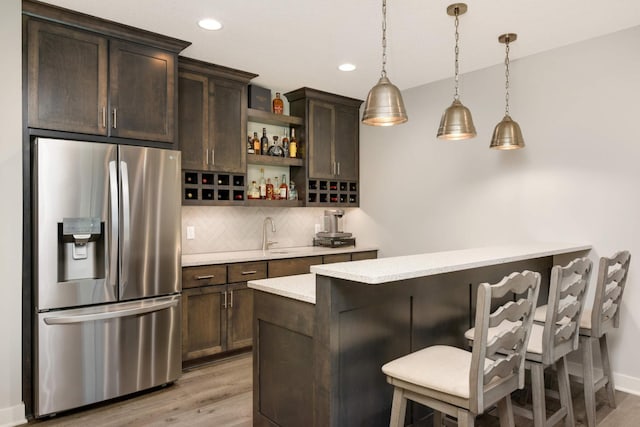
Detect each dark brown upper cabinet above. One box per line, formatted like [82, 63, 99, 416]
[178, 57, 257, 173]
[24, 1, 190, 145]
[285, 88, 363, 207]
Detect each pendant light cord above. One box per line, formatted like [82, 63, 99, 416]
[504, 40, 510, 116]
[453, 8, 460, 100]
[381, 0, 387, 77]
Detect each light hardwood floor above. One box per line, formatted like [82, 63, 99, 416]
[25, 352, 640, 426]
[27, 353, 253, 427]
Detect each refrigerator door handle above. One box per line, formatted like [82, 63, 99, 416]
[120, 160, 131, 292]
[108, 160, 119, 290]
[43, 298, 179, 325]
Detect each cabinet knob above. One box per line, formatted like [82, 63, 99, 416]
[195, 274, 214, 280]
[241, 270, 257, 275]
[223, 290, 227, 309]
[112, 108, 117, 129]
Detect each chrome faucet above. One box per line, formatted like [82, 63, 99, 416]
[262, 217, 277, 251]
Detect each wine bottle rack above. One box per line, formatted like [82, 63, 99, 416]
[306, 179, 358, 207]
[183, 171, 245, 205]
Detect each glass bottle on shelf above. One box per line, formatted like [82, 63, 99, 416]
[247, 135, 254, 154]
[268, 135, 284, 157]
[266, 178, 274, 200]
[288, 180, 297, 201]
[261, 128, 269, 155]
[272, 92, 284, 115]
[248, 181, 260, 199]
[289, 128, 297, 158]
[259, 168, 267, 199]
[279, 174, 288, 200]
[273, 176, 280, 200]
[282, 129, 290, 158]
[252, 132, 261, 155]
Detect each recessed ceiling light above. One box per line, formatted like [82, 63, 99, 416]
[338, 63, 356, 72]
[198, 18, 223, 31]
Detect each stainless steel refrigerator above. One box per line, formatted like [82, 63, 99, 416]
[33, 138, 182, 417]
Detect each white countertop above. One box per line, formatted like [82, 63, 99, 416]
[248, 273, 317, 304]
[182, 245, 378, 266]
[310, 242, 591, 285]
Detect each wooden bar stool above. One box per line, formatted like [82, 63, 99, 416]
[382, 271, 540, 427]
[533, 251, 631, 427]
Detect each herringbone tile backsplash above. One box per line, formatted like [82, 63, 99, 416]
[182, 206, 340, 254]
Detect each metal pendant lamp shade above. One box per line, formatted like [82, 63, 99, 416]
[362, 75, 408, 126]
[362, 0, 408, 126]
[490, 33, 525, 149]
[490, 115, 524, 149]
[437, 99, 476, 140]
[437, 3, 476, 140]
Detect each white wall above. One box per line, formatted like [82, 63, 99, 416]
[350, 26, 640, 394]
[0, 0, 26, 425]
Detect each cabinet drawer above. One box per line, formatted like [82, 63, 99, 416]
[228, 261, 267, 283]
[323, 253, 352, 264]
[182, 265, 227, 289]
[351, 251, 378, 261]
[268, 256, 323, 278]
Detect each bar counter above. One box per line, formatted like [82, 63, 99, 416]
[249, 243, 591, 426]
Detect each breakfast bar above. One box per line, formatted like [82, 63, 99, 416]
[249, 243, 591, 427]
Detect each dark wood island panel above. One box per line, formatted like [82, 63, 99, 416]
[253, 291, 315, 426]
[253, 257, 554, 426]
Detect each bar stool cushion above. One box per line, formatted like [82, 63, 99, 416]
[382, 345, 498, 399]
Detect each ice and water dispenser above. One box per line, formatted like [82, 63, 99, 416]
[58, 217, 105, 282]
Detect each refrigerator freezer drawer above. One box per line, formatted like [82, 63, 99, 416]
[35, 295, 181, 417]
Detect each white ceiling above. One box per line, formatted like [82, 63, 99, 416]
[41, 0, 640, 100]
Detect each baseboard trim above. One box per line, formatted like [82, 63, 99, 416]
[567, 360, 640, 397]
[614, 372, 640, 397]
[0, 402, 26, 427]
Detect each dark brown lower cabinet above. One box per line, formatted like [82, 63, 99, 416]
[182, 284, 226, 361]
[182, 250, 377, 365]
[226, 282, 253, 350]
[182, 282, 255, 363]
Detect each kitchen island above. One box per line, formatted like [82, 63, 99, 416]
[248, 243, 591, 427]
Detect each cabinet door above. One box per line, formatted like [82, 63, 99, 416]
[308, 99, 335, 179]
[227, 283, 253, 350]
[27, 19, 108, 135]
[333, 105, 359, 181]
[110, 39, 176, 143]
[210, 78, 246, 173]
[182, 285, 227, 361]
[178, 72, 209, 170]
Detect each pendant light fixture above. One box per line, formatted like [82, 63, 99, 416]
[362, 0, 408, 126]
[490, 33, 525, 149]
[437, 3, 476, 140]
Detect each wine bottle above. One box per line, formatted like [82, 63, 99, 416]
[289, 128, 297, 158]
[282, 129, 290, 158]
[273, 176, 280, 200]
[259, 168, 266, 199]
[261, 128, 269, 155]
